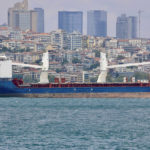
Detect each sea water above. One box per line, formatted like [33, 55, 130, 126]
[0, 98, 150, 150]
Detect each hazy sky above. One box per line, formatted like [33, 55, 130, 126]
[0, 0, 149, 38]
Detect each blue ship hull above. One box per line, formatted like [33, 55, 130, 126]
[0, 80, 150, 98]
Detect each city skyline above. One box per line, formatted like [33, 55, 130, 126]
[0, 0, 149, 37]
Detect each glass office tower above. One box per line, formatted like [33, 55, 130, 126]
[87, 10, 107, 37]
[58, 11, 83, 34]
[116, 14, 137, 39]
[34, 8, 44, 33]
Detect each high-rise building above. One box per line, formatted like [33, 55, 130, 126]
[8, 0, 44, 33]
[116, 14, 137, 39]
[34, 8, 44, 33]
[116, 14, 128, 39]
[12, 10, 31, 31]
[8, 0, 28, 27]
[30, 10, 38, 32]
[87, 10, 107, 37]
[58, 11, 83, 34]
[128, 16, 137, 39]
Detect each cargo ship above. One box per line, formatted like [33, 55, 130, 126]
[1, 52, 150, 98]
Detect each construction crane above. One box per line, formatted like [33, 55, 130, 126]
[138, 10, 144, 39]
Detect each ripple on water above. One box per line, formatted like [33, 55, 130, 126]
[0, 98, 150, 149]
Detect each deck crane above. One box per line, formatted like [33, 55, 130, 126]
[97, 52, 150, 83]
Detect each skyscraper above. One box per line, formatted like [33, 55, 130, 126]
[34, 8, 44, 33]
[8, 0, 28, 27]
[87, 10, 107, 37]
[116, 14, 137, 39]
[116, 14, 128, 39]
[12, 10, 31, 31]
[30, 10, 38, 32]
[128, 16, 137, 39]
[58, 11, 83, 34]
[8, 0, 44, 33]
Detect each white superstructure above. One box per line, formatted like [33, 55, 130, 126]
[0, 52, 49, 81]
[0, 58, 12, 78]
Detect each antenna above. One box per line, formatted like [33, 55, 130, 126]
[138, 10, 143, 39]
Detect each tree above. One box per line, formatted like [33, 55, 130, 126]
[94, 50, 100, 57]
[48, 75, 55, 83]
[117, 55, 125, 60]
[56, 68, 62, 73]
[35, 59, 42, 65]
[90, 77, 97, 83]
[62, 58, 68, 65]
[106, 72, 124, 83]
[72, 57, 81, 64]
[0, 47, 11, 53]
[26, 47, 32, 52]
[84, 62, 100, 71]
[134, 72, 149, 80]
[90, 62, 100, 70]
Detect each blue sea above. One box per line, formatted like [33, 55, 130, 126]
[0, 98, 150, 150]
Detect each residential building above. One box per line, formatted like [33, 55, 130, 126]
[82, 36, 88, 49]
[50, 30, 68, 49]
[0, 26, 12, 37]
[31, 33, 51, 44]
[105, 39, 118, 48]
[87, 10, 107, 37]
[9, 30, 24, 40]
[58, 11, 83, 34]
[68, 31, 82, 50]
[82, 71, 90, 82]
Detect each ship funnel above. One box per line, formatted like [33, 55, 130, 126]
[97, 52, 108, 83]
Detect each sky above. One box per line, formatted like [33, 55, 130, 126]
[0, 0, 149, 38]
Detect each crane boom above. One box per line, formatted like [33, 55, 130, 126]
[12, 62, 42, 69]
[108, 62, 150, 69]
